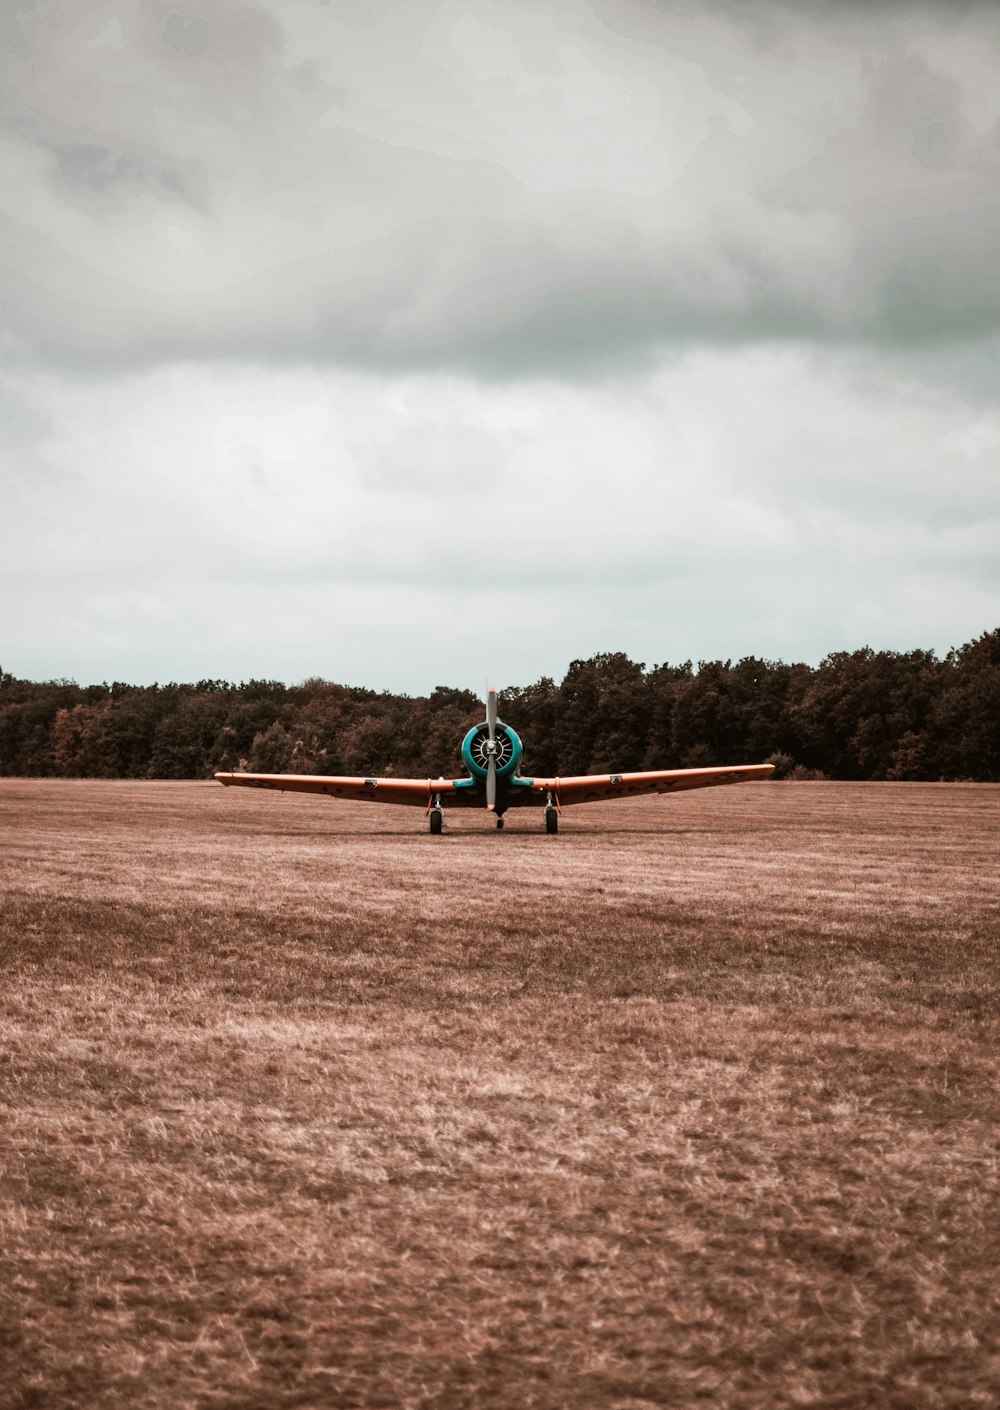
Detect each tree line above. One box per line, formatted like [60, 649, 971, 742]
[1, 629, 997, 782]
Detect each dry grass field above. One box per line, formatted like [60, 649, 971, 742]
[1, 779, 998, 1410]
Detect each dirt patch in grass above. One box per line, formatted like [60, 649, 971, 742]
[1, 780, 998, 1409]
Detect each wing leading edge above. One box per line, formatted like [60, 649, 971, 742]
[504, 764, 775, 807]
[214, 772, 476, 808]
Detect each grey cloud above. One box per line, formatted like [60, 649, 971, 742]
[2, 348, 996, 678]
[2, 0, 1000, 378]
[161, 10, 213, 57]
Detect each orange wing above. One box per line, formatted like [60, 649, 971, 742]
[214, 773, 469, 808]
[507, 764, 775, 807]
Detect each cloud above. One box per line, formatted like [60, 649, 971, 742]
[2, 348, 997, 687]
[2, 2, 997, 690]
[2, 0, 1000, 373]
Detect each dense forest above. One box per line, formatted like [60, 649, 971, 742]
[1, 630, 998, 782]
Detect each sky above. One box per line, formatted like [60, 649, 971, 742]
[2, 0, 999, 693]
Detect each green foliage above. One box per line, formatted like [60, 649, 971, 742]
[0, 631, 997, 780]
[247, 721, 296, 774]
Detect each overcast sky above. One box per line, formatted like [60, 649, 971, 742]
[2, 0, 998, 692]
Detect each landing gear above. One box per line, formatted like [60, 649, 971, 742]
[544, 807, 558, 835]
[429, 807, 443, 835]
[495, 816, 505, 831]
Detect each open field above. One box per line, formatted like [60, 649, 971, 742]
[1, 780, 998, 1410]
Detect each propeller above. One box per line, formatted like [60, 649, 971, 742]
[486, 686, 497, 811]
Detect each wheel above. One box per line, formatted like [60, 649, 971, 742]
[496, 816, 504, 831]
[429, 809, 443, 835]
[544, 808, 558, 835]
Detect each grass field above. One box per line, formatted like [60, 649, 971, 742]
[1, 779, 998, 1410]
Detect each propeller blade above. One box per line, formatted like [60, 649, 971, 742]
[487, 686, 497, 742]
[487, 754, 496, 810]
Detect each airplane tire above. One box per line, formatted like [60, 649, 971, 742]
[496, 816, 504, 831]
[545, 808, 558, 835]
[429, 810, 443, 835]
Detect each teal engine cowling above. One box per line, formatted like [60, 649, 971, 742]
[461, 721, 523, 780]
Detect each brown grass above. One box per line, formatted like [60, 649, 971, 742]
[1, 780, 998, 1409]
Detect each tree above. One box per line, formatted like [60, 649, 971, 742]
[930, 630, 1000, 780]
[555, 654, 647, 773]
[1, 631, 998, 782]
[247, 721, 296, 774]
[500, 677, 559, 774]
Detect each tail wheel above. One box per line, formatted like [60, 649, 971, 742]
[496, 816, 504, 831]
[429, 809, 443, 835]
[544, 808, 558, 835]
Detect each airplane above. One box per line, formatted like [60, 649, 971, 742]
[215, 687, 774, 833]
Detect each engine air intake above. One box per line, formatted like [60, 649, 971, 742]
[461, 720, 523, 779]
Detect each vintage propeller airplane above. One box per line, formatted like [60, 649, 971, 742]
[215, 688, 774, 833]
